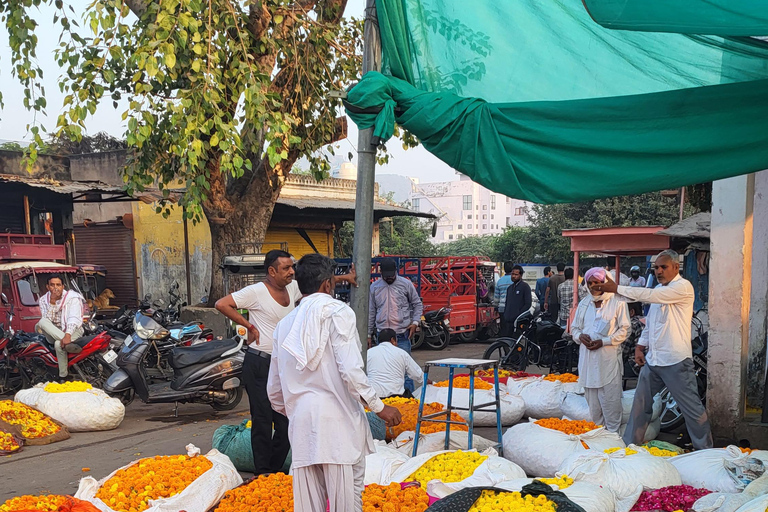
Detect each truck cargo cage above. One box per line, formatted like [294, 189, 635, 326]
[0, 234, 67, 262]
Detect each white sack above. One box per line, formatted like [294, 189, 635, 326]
[670, 446, 766, 493]
[75, 445, 242, 512]
[558, 448, 682, 512]
[504, 376, 540, 396]
[618, 417, 661, 443]
[495, 478, 615, 512]
[621, 389, 663, 424]
[561, 392, 591, 422]
[734, 495, 768, 512]
[391, 430, 498, 456]
[502, 420, 625, 477]
[415, 385, 525, 426]
[364, 441, 409, 486]
[15, 384, 125, 432]
[693, 493, 754, 512]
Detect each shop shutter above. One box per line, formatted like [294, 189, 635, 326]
[264, 228, 331, 260]
[74, 223, 138, 306]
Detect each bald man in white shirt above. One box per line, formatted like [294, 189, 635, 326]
[591, 249, 713, 450]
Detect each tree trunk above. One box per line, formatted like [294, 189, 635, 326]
[205, 163, 283, 303]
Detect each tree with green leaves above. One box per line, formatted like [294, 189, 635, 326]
[336, 215, 435, 258]
[2, 0, 361, 300]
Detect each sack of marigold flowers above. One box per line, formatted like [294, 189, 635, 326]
[518, 375, 582, 419]
[15, 382, 124, 432]
[75, 444, 242, 512]
[1, 495, 102, 512]
[494, 475, 615, 512]
[382, 449, 525, 497]
[502, 418, 624, 477]
[416, 380, 526, 426]
[391, 430, 498, 456]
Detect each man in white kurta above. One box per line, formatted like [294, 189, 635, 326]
[571, 267, 630, 432]
[268, 254, 402, 512]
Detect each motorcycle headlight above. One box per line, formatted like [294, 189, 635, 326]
[149, 328, 170, 340]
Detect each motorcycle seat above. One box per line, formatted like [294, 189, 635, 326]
[74, 334, 98, 347]
[169, 338, 239, 369]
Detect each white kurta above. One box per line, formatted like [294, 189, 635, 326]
[268, 293, 384, 469]
[571, 295, 630, 389]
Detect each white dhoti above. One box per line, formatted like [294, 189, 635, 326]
[292, 458, 365, 512]
[584, 370, 624, 433]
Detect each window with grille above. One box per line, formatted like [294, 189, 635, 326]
[463, 195, 472, 210]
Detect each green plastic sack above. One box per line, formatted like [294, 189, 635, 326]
[212, 419, 291, 473]
[644, 440, 685, 455]
[425, 483, 586, 512]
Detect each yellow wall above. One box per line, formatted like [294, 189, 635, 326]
[132, 204, 335, 299]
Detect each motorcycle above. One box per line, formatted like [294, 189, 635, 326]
[0, 325, 24, 395]
[411, 307, 451, 350]
[659, 311, 708, 432]
[104, 312, 244, 411]
[483, 311, 570, 372]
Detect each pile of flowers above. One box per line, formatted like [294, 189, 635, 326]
[0, 431, 21, 453]
[477, 368, 513, 378]
[740, 447, 754, 454]
[543, 373, 579, 383]
[0, 401, 61, 439]
[468, 491, 557, 512]
[536, 475, 574, 489]
[44, 381, 93, 393]
[0, 494, 69, 512]
[535, 418, 600, 435]
[434, 376, 493, 390]
[605, 446, 678, 457]
[368, 398, 467, 439]
[95, 454, 213, 512]
[630, 485, 712, 511]
[408, 451, 487, 487]
[362, 483, 430, 512]
[214, 473, 292, 512]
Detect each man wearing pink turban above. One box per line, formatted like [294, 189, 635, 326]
[570, 267, 630, 432]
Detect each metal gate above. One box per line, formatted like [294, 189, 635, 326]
[74, 223, 138, 306]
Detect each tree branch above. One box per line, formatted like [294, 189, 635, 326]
[122, 0, 149, 18]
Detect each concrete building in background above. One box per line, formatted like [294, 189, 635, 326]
[409, 173, 531, 243]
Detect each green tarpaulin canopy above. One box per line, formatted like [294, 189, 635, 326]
[583, 0, 768, 36]
[345, 0, 768, 204]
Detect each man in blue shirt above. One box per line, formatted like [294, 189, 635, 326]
[535, 266, 553, 304]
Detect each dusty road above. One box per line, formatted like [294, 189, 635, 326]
[1, 340, 497, 499]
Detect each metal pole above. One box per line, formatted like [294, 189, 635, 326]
[183, 207, 192, 304]
[679, 186, 686, 221]
[350, 0, 381, 365]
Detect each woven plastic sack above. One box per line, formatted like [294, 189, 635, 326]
[415, 385, 525, 426]
[391, 430, 498, 456]
[558, 449, 682, 512]
[519, 380, 582, 419]
[733, 494, 768, 512]
[211, 420, 291, 473]
[75, 445, 242, 512]
[502, 420, 625, 477]
[15, 384, 124, 432]
[504, 376, 540, 396]
[693, 492, 754, 512]
[560, 392, 591, 421]
[364, 441, 410, 486]
[619, 417, 661, 442]
[621, 389, 663, 424]
[495, 478, 615, 512]
[670, 446, 765, 493]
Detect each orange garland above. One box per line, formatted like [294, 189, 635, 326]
[535, 418, 601, 435]
[543, 373, 579, 383]
[433, 376, 493, 390]
[362, 483, 430, 512]
[95, 455, 213, 512]
[214, 473, 293, 512]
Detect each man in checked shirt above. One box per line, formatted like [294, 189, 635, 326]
[36, 274, 86, 379]
[367, 258, 423, 393]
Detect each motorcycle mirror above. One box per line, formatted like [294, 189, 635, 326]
[0, 293, 8, 306]
[144, 294, 152, 302]
[153, 299, 165, 307]
[30, 274, 40, 295]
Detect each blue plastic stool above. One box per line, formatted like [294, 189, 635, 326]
[412, 358, 504, 457]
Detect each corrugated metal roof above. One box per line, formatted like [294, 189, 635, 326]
[0, 174, 173, 203]
[277, 197, 436, 218]
[656, 212, 711, 239]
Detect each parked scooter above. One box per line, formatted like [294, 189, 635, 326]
[104, 312, 244, 411]
[411, 307, 451, 350]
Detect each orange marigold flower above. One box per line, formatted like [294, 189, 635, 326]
[433, 376, 493, 390]
[0, 494, 68, 512]
[0, 400, 61, 439]
[362, 483, 430, 511]
[0, 431, 21, 453]
[543, 373, 579, 383]
[214, 473, 293, 512]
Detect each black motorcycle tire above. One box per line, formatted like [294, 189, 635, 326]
[480, 320, 501, 341]
[456, 330, 479, 343]
[412, 329, 426, 350]
[426, 324, 451, 350]
[659, 376, 707, 433]
[117, 388, 135, 406]
[212, 386, 244, 411]
[483, 340, 512, 365]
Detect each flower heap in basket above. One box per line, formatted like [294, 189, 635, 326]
[469, 491, 557, 512]
[433, 376, 493, 390]
[0, 400, 61, 439]
[0, 430, 22, 453]
[543, 373, 579, 383]
[95, 454, 213, 512]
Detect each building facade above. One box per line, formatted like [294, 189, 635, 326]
[409, 173, 531, 243]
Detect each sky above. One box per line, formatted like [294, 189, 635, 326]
[0, 0, 457, 183]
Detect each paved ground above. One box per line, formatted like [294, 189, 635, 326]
[1, 338, 678, 500]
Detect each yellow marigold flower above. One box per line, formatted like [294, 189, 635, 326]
[0, 400, 61, 439]
[44, 381, 93, 393]
[408, 451, 488, 488]
[0, 495, 68, 512]
[537, 475, 574, 489]
[468, 490, 557, 512]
